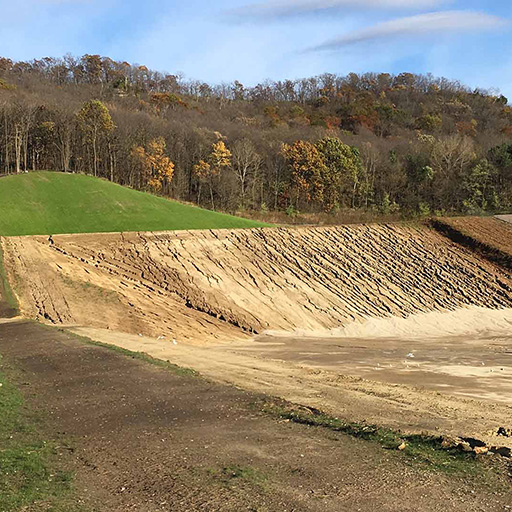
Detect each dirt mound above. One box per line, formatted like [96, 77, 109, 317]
[4, 223, 512, 343]
[266, 306, 512, 339]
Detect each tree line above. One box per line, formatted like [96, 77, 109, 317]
[1, 53, 512, 217]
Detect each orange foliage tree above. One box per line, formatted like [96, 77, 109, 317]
[131, 137, 175, 192]
[281, 141, 326, 207]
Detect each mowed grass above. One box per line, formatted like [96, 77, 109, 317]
[0, 172, 270, 236]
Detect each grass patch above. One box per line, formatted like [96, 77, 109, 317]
[60, 275, 121, 304]
[259, 400, 487, 476]
[0, 356, 82, 511]
[207, 465, 268, 489]
[0, 171, 271, 236]
[0, 242, 19, 317]
[61, 328, 198, 378]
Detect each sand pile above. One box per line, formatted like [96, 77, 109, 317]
[266, 306, 512, 339]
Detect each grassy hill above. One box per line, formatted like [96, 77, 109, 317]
[0, 172, 270, 236]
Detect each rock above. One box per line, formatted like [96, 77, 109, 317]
[473, 446, 489, 455]
[490, 446, 512, 458]
[441, 436, 461, 449]
[398, 442, 407, 451]
[497, 427, 512, 438]
[460, 442, 473, 453]
[460, 437, 487, 448]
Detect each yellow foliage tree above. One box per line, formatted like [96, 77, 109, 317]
[210, 141, 232, 175]
[132, 137, 175, 192]
[193, 140, 232, 209]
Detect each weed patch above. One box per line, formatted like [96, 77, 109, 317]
[259, 400, 490, 476]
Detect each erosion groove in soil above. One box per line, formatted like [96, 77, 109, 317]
[3, 223, 512, 343]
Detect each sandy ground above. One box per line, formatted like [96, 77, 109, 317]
[71, 313, 512, 451]
[4, 224, 512, 344]
[3, 320, 511, 511]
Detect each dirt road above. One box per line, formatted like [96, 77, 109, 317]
[72, 320, 512, 452]
[1, 319, 511, 511]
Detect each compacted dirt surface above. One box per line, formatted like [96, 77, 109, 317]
[72, 321, 512, 452]
[1, 319, 512, 512]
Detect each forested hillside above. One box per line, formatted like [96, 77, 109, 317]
[1, 54, 512, 217]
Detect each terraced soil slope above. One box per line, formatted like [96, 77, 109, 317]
[4, 223, 512, 343]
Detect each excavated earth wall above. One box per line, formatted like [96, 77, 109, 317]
[3, 223, 512, 344]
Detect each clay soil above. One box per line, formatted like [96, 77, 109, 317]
[1, 320, 512, 511]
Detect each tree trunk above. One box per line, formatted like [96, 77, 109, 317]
[209, 177, 215, 210]
[93, 138, 97, 177]
[14, 125, 22, 174]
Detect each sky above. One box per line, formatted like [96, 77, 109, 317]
[1, 0, 511, 97]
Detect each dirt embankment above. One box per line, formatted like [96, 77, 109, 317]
[431, 216, 512, 272]
[4, 224, 512, 344]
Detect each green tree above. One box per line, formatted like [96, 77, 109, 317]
[315, 137, 362, 209]
[462, 159, 497, 213]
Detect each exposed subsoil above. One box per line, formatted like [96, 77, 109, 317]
[1, 320, 511, 512]
[4, 223, 512, 451]
[4, 224, 512, 344]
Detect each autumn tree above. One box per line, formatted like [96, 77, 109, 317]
[281, 141, 327, 208]
[193, 139, 232, 209]
[76, 100, 115, 177]
[3, 54, 512, 216]
[232, 138, 261, 209]
[131, 137, 175, 192]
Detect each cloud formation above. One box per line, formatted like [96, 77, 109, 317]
[306, 11, 508, 51]
[229, 0, 449, 19]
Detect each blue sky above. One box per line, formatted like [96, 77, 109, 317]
[1, 0, 511, 97]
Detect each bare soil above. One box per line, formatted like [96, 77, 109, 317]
[4, 224, 512, 344]
[432, 216, 512, 271]
[1, 320, 511, 511]
[4, 223, 512, 451]
[72, 324, 512, 451]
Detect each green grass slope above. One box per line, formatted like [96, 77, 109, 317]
[0, 172, 269, 236]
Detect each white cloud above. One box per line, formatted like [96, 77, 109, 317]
[229, 0, 450, 19]
[306, 11, 508, 51]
